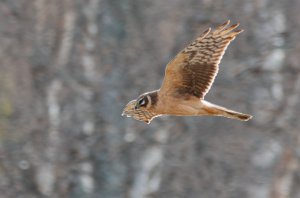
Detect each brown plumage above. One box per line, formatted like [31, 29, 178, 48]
[122, 20, 252, 124]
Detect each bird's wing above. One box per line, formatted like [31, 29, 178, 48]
[159, 20, 243, 99]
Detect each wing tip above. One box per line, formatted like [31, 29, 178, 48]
[198, 20, 243, 40]
[199, 27, 211, 39]
[222, 19, 240, 27]
[222, 20, 231, 27]
[213, 20, 244, 36]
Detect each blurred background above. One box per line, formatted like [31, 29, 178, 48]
[1, 0, 300, 197]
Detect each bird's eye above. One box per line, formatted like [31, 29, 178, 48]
[139, 98, 146, 106]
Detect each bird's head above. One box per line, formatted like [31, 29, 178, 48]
[122, 91, 159, 124]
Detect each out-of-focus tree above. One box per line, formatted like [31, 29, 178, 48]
[0, 0, 300, 197]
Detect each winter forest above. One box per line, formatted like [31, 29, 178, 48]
[1, 0, 300, 198]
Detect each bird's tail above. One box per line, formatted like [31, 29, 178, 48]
[203, 101, 252, 121]
[220, 108, 252, 121]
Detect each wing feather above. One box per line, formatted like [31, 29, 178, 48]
[159, 20, 243, 99]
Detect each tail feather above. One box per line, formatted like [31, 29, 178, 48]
[222, 109, 252, 121]
[202, 101, 252, 121]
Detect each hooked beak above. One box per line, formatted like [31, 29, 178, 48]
[122, 100, 137, 116]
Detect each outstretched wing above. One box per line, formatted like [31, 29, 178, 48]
[159, 20, 243, 99]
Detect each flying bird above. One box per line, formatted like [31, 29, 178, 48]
[122, 20, 252, 124]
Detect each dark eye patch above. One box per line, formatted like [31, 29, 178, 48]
[138, 96, 148, 107]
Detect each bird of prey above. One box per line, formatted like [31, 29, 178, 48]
[122, 20, 252, 124]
